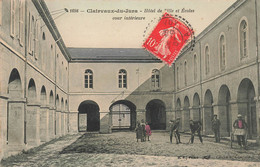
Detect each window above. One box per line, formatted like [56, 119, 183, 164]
[151, 69, 160, 88]
[18, 0, 24, 45]
[205, 46, 210, 75]
[118, 69, 127, 88]
[194, 54, 197, 81]
[0, 0, 2, 25]
[34, 22, 39, 59]
[84, 69, 93, 88]
[239, 20, 248, 59]
[184, 61, 187, 86]
[219, 34, 226, 70]
[10, 0, 15, 37]
[29, 16, 35, 55]
[176, 67, 179, 89]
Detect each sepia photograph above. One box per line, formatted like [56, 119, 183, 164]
[0, 0, 260, 166]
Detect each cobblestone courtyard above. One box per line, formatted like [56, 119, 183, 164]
[1, 131, 260, 167]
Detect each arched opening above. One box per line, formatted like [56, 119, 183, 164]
[78, 100, 100, 132]
[218, 85, 231, 136]
[110, 100, 136, 130]
[7, 69, 24, 145]
[176, 98, 182, 130]
[183, 96, 190, 131]
[192, 93, 201, 122]
[237, 78, 256, 139]
[204, 89, 214, 135]
[61, 98, 64, 135]
[146, 99, 166, 130]
[55, 95, 60, 135]
[49, 91, 54, 138]
[28, 79, 36, 102]
[40, 86, 47, 142]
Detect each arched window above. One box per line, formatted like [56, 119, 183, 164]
[18, 0, 24, 45]
[194, 54, 197, 81]
[176, 67, 179, 89]
[239, 20, 248, 59]
[118, 69, 127, 88]
[151, 69, 160, 88]
[205, 46, 210, 75]
[184, 61, 187, 86]
[219, 34, 226, 70]
[84, 69, 93, 88]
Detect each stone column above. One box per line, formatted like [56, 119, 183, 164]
[136, 109, 145, 123]
[48, 107, 55, 140]
[202, 105, 213, 135]
[166, 108, 174, 131]
[68, 111, 78, 134]
[230, 101, 240, 132]
[255, 98, 260, 145]
[26, 102, 40, 147]
[100, 111, 112, 134]
[182, 107, 190, 132]
[56, 111, 62, 137]
[60, 112, 65, 136]
[190, 106, 200, 121]
[40, 105, 49, 142]
[6, 98, 26, 156]
[0, 95, 8, 159]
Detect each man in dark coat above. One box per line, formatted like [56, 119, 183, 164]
[233, 114, 248, 147]
[169, 117, 181, 144]
[189, 119, 203, 144]
[212, 114, 221, 142]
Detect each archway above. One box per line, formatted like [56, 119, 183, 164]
[218, 85, 231, 136]
[204, 89, 214, 135]
[40, 86, 47, 142]
[183, 96, 190, 131]
[61, 98, 64, 135]
[192, 93, 201, 121]
[176, 98, 182, 130]
[110, 100, 136, 130]
[78, 100, 100, 132]
[55, 95, 60, 135]
[49, 91, 54, 138]
[146, 99, 166, 130]
[237, 78, 257, 139]
[7, 69, 24, 145]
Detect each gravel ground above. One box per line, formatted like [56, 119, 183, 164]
[1, 131, 260, 167]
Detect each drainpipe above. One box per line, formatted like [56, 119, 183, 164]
[255, 0, 260, 144]
[23, 0, 28, 145]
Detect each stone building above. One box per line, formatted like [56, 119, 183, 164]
[173, 0, 260, 142]
[0, 0, 260, 161]
[0, 0, 70, 158]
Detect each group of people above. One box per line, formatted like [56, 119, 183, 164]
[169, 118, 203, 144]
[135, 119, 151, 142]
[135, 114, 248, 148]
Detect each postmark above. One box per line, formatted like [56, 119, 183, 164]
[142, 12, 194, 66]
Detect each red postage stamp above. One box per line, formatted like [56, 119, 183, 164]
[143, 12, 194, 66]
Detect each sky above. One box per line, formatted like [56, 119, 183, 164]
[45, 0, 237, 48]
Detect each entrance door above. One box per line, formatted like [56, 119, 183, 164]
[248, 104, 257, 139]
[111, 104, 131, 129]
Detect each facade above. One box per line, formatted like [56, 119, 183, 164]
[0, 0, 260, 160]
[173, 0, 260, 142]
[0, 0, 70, 159]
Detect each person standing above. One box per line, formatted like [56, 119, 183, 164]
[135, 121, 142, 142]
[189, 119, 203, 144]
[212, 114, 221, 143]
[169, 118, 181, 144]
[141, 119, 146, 142]
[145, 122, 151, 141]
[233, 114, 248, 148]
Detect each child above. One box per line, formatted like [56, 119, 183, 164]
[145, 122, 151, 141]
[135, 122, 142, 142]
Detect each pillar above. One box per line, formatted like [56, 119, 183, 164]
[56, 111, 62, 137]
[7, 98, 26, 156]
[0, 95, 8, 159]
[68, 111, 78, 134]
[26, 102, 40, 147]
[136, 109, 145, 123]
[48, 107, 55, 139]
[40, 105, 49, 142]
[202, 105, 213, 135]
[100, 111, 111, 134]
[61, 112, 65, 136]
[256, 98, 260, 145]
[166, 108, 174, 131]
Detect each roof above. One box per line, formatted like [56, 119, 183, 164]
[68, 48, 161, 61]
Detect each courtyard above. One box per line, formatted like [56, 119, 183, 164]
[1, 131, 260, 167]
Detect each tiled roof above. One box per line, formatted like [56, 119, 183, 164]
[68, 48, 160, 60]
